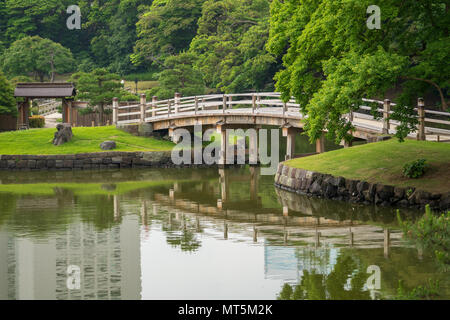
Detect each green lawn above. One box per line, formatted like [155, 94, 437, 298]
[0, 126, 175, 155]
[285, 139, 450, 194]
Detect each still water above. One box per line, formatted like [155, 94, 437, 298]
[0, 167, 448, 300]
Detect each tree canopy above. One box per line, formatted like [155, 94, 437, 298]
[2, 36, 75, 82]
[149, 52, 205, 99]
[70, 68, 128, 118]
[0, 70, 16, 116]
[267, 0, 449, 142]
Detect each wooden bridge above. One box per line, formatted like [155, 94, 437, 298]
[113, 92, 450, 159]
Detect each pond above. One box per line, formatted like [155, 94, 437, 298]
[0, 167, 448, 300]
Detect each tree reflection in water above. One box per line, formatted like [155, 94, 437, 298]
[277, 250, 371, 300]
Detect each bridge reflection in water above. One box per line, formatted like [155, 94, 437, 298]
[0, 167, 443, 300]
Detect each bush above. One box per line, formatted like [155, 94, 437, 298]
[120, 94, 139, 102]
[28, 115, 45, 128]
[403, 159, 426, 178]
[78, 107, 95, 115]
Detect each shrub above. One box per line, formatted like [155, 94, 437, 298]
[403, 159, 426, 178]
[28, 115, 45, 128]
[78, 107, 95, 115]
[120, 94, 139, 102]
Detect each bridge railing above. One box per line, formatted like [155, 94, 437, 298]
[355, 98, 450, 139]
[114, 92, 450, 141]
[114, 92, 302, 125]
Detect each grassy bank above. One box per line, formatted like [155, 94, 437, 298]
[284, 139, 450, 194]
[0, 126, 174, 155]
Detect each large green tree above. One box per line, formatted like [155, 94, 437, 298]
[267, 0, 449, 142]
[0, 70, 16, 116]
[150, 52, 205, 99]
[131, 0, 206, 67]
[2, 36, 75, 82]
[190, 0, 277, 93]
[70, 68, 127, 119]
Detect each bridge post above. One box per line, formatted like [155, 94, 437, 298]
[112, 97, 119, 125]
[417, 98, 426, 141]
[167, 100, 171, 118]
[152, 96, 157, 117]
[228, 95, 232, 109]
[252, 94, 256, 114]
[174, 92, 181, 113]
[140, 93, 146, 123]
[382, 99, 391, 134]
[222, 94, 227, 114]
[194, 96, 198, 115]
[315, 134, 325, 154]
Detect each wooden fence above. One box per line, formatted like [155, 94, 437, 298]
[0, 114, 17, 132]
[74, 112, 113, 127]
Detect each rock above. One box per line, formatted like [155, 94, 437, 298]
[414, 190, 432, 204]
[309, 181, 322, 195]
[376, 184, 394, 201]
[394, 187, 405, 200]
[100, 141, 117, 150]
[439, 192, 450, 210]
[356, 181, 369, 194]
[53, 123, 73, 146]
[324, 184, 337, 198]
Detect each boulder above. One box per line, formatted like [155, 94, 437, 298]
[439, 192, 450, 210]
[100, 141, 117, 150]
[53, 123, 73, 146]
[375, 184, 395, 201]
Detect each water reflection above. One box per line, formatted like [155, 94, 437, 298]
[0, 167, 447, 300]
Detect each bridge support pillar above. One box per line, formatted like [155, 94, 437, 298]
[315, 134, 326, 154]
[282, 126, 297, 160]
[340, 139, 353, 148]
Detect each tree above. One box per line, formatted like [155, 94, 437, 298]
[267, 0, 449, 142]
[2, 36, 75, 82]
[131, 0, 206, 67]
[189, 0, 277, 93]
[0, 70, 17, 116]
[150, 52, 205, 99]
[70, 68, 126, 119]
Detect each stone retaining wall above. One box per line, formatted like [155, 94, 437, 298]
[0, 151, 203, 171]
[274, 163, 449, 210]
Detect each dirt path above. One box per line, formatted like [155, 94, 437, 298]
[44, 112, 62, 128]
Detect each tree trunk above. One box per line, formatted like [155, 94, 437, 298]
[99, 102, 104, 126]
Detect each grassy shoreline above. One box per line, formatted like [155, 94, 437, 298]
[284, 139, 450, 194]
[0, 126, 174, 155]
